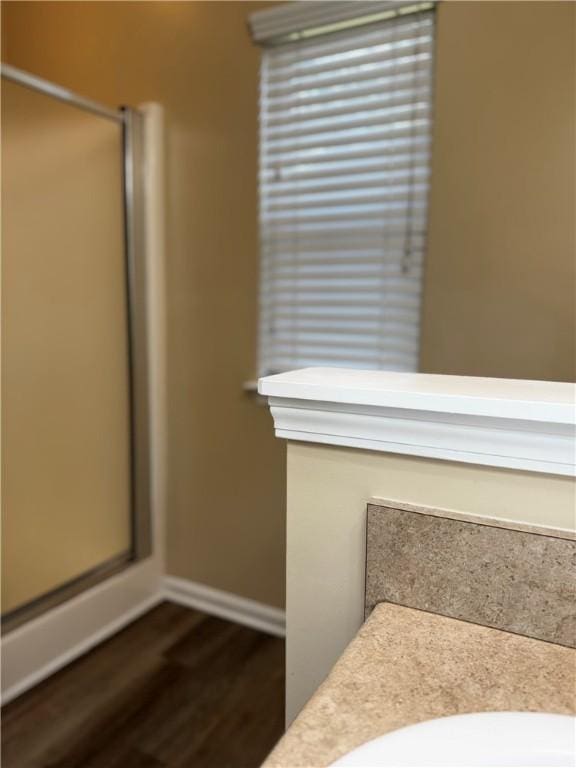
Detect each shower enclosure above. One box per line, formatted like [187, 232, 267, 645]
[1, 65, 158, 659]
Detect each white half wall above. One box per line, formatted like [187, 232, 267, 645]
[285, 442, 576, 723]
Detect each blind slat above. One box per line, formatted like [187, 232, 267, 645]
[262, 171, 428, 196]
[269, 307, 421, 320]
[266, 55, 432, 97]
[265, 105, 430, 143]
[264, 354, 414, 368]
[263, 123, 430, 158]
[266, 41, 433, 85]
[265, 71, 432, 112]
[264, 188, 428, 211]
[258, 11, 434, 376]
[262, 213, 427, 230]
[265, 263, 424, 277]
[262, 227, 426, 241]
[262, 339, 418, 355]
[262, 135, 431, 166]
[261, 157, 429, 185]
[266, 88, 431, 129]
[263, 243, 425, 254]
[263, 296, 421, 309]
[266, 18, 433, 67]
[267, 322, 419, 336]
[262, 278, 422, 292]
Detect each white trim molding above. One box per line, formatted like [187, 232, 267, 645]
[163, 577, 286, 638]
[259, 368, 576, 476]
[3, 572, 285, 705]
[1, 563, 163, 704]
[2, 595, 162, 706]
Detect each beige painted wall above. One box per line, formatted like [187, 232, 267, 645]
[421, 0, 576, 381]
[2, 80, 131, 612]
[286, 442, 576, 721]
[1, 1, 286, 609]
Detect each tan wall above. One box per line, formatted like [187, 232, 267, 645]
[4, 1, 573, 614]
[1, 1, 286, 609]
[421, 0, 576, 381]
[2, 80, 131, 612]
[285, 442, 576, 721]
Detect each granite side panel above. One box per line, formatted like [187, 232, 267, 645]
[365, 504, 576, 647]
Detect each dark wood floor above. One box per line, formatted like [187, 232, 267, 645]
[2, 602, 285, 768]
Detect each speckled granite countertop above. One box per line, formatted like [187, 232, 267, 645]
[263, 603, 576, 768]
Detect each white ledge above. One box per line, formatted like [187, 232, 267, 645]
[258, 368, 576, 477]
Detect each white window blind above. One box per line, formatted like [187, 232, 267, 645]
[256, 6, 435, 376]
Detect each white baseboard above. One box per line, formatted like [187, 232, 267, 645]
[163, 576, 286, 638]
[2, 589, 163, 705]
[3, 576, 285, 704]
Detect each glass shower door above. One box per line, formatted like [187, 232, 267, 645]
[1, 72, 147, 625]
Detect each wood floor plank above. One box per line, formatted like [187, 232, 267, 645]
[1, 602, 285, 768]
[2, 603, 204, 766]
[172, 632, 285, 768]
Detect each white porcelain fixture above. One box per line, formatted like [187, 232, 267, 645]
[331, 712, 576, 767]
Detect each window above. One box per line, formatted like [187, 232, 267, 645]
[251, 1, 435, 376]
